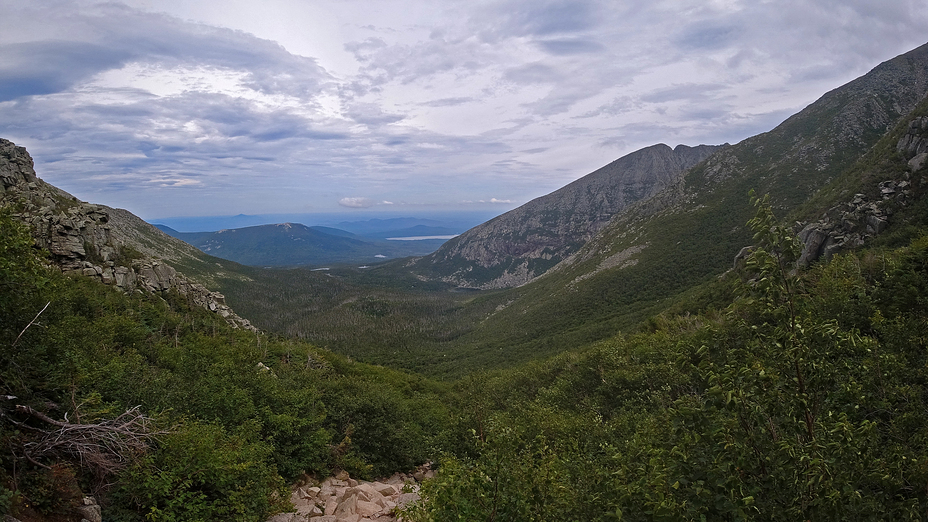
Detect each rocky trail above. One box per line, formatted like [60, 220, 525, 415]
[266, 464, 434, 522]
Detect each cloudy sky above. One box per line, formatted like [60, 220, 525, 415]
[1, 1, 926, 222]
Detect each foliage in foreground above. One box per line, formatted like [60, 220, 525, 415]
[4, 188, 928, 520]
[404, 196, 928, 521]
[0, 210, 449, 521]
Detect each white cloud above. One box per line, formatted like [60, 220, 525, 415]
[338, 197, 375, 208]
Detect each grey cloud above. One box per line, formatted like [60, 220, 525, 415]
[346, 35, 487, 91]
[2, 4, 332, 100]
[675, 23, 739, 50]
[640, 84, 727, 104]
[423, 97, 474, 107]
[679, 106, 731, 121]
[3, 0, 928, 218]
[476, 0, 602, 40]
[579, 96, 637, 119]
[536, 38, 605, 56]
[344, 103, 406, 126]
[344, 37, 389, 59]
[0, 41, 132, 101]
[597, 136, 627, 149]
[504, 63, 561, 84]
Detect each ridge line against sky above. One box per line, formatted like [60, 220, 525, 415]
[1, 0, 926, 220]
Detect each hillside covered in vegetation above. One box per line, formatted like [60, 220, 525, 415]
[2, 42, 928, 522]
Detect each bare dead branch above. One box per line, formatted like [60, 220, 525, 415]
[14, 404, 168, 478]
[11, 301, 50, 348]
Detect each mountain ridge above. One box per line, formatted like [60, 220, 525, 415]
[377, 41, 928, 375]
[156, 221, 455, 267]
[414, 142, 723, 289]
[0, 138, 255, 329]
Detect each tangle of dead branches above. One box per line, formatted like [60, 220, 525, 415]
[12, 404, 166, 480]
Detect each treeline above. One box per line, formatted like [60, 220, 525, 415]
[403, 196, 928, 520]
[0, 210, 450, 520]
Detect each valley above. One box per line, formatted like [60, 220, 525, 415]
[2, 42, 928, 522]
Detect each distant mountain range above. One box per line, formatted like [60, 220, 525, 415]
[154, 221, 458, 267]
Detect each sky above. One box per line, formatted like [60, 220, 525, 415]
[1, 1, 927, 223]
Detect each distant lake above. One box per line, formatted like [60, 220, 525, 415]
[386, 235, 458, 241]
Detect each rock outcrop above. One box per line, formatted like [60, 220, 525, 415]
[268, 465, 435, 522]
[898, 115, 928, 171]
[0, 138, 254, 330]
[796, 181, 910, 266]
[795, 113, 927, 266]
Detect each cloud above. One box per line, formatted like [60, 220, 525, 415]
[344, 102, 406, 126]
[640, 84, 727, 104]
[1, 0, 927, 220]
[338, 197, 375, 208]
[675, 23, 739, 50]
[0, 41, 132, 101]
[475, 0, 602, 40]
[536, 38, 605, 56]
[422, 97, 474, 107]
[504, 63, 561, 84]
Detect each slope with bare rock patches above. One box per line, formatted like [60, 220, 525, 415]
[413, 143, 722, 289]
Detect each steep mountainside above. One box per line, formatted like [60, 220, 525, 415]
[391, 41, 928, 374]
[0, 138, 254, 328]
[413, 143, 721, 288]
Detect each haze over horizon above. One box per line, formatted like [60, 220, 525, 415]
[1, 0, 926, 221]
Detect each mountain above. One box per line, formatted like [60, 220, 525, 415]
[4, 42, 928, 380]
[0, 138, 255, 329]
[156, 222, 455, 267]
[158, 222, 376, 266]
[413, 143, 722, 288]
[418, 41, 928, 371]
[224, 42, 928, 379]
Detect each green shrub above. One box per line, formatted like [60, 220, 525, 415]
[109, 421, 287, 522]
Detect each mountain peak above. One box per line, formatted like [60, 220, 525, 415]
[414, 142, 723, 289]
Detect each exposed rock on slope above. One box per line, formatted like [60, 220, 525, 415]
[899, 115, 928, 170]
[0, 138, 254, 329]
[415, 143, 721, 289]
[796, 113, 928, 266]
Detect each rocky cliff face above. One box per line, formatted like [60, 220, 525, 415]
[898, 115, 928, 170]
[0, 138, 254, 329]
[415, 143, 722, 289]
[795, 114, 928, 266]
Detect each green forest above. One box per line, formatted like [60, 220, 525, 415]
[3, 185, 928, 519]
